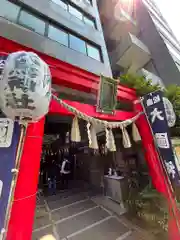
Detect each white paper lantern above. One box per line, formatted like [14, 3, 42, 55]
[0, 51, 51, 122]
[163, 97, 176, 128]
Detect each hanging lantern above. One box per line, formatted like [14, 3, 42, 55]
[0, 51, 51, 122]
[163, 97, 176, 128]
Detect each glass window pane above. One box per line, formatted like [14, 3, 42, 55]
[0, 0, 20, 22]
[87, 44, 101, 61]
[48, 25, 68, 46]
[51, 0, 68, 10]
[85, 0, 92, 5]
[68, 5, 83, 20]
[84, 16, 95, 28]
[69, 35, 86, 54]
[19, 11, 45, 35]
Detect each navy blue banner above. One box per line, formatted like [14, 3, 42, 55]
[0, 122, 20, 233]
[143, 91, 180, 183]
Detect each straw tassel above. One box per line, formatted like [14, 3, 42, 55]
[121, 126, 131, 148]
[90, 125, 98, 149]
[109, 128, 116, 152]
[132, 123, 141, 142]
[106, 128, 116, 152]
[87, 122, 92, 146]
[87, 123, 98, 149]
[105, 128, 109, 150]
[71, 116, 81, 142]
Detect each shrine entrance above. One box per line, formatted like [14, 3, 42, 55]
[37, 114, 117, 196]
[0, 38, 165, 240]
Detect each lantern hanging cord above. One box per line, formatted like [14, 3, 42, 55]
[13, 191, 38, 202]
[52, 94, 142, 128]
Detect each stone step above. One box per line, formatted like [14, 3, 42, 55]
[92, 195, 127, 216]
[47, 193, 89, 210]
[52, 199, 97, 222]
[56, 206, 110, 239]
[124, 233, 143, 240]
[32, 226, 54, 240]
[45, 190, 87, 202]
[33, 205, 50, 230]
[45, 185, 93, 202]
[67, 217, 130, 240]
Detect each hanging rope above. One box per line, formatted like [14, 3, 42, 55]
[52, 94, 142, 128]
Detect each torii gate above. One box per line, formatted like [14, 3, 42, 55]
[0, 37, 179, 240]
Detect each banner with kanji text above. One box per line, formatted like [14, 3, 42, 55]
[143, 90, 180, 184]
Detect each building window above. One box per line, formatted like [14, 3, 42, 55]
[51, 0, 96, 28]
[69, 35, 86, 54]
[1, 0, 20, 22]
[0, 1, 102, 62]
[87, 44, 101, 61]
[18, 10, 46, 35]
[48, 25, 68, 46]
[51, 0, 68, 10]
[68, 5, 83, 20]
[83, 16, 95, 28]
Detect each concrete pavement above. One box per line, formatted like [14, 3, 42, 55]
[32, 189, 149, 240]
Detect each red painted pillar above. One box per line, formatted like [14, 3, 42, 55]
[6, 118, 45, 240]
[134, 101, 168, 196]
[134, 101, 180, 239]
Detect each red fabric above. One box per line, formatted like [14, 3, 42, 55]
[134, 102, 180, 239]
[7, 118, 45, 240]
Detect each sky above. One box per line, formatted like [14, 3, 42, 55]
[155, 0, 180, 41]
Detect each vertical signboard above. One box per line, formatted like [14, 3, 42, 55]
[143, 90, 180, 184]
[0, 121, 20, 235]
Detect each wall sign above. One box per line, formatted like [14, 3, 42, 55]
[143, 91, 180, 184]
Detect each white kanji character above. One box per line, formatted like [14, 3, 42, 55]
[165, 161, 176, 179]
[153, 95, 160, 104]
[150, 108, 164, 123]
[146, 98, 153, 107]
[0, 59, 6, 69]
[155, 133, 170, 149]
[0, 126, 8, 143]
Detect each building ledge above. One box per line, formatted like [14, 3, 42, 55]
[110, 33, 151, 73]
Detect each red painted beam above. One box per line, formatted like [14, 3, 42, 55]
[49, 98, 135, 121]
[0, 37, 137, 102]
